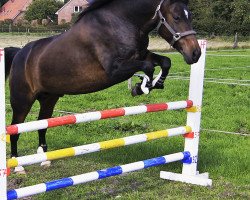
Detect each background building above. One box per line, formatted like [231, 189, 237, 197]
[56, 0, 88, 24]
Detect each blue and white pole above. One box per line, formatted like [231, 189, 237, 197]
[7, 152, 190, 199]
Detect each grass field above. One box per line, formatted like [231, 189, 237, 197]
[4, 46, 250, 199]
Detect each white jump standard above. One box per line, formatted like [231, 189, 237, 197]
[160, 40, 212, 186]
[0, 40, 211, 200]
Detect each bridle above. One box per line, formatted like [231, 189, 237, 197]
[153, 0, 197, 46]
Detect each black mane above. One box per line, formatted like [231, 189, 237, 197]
[75, 0, 189, 23]
[75, 0, 115, 23]
[170, 0, 189, 4]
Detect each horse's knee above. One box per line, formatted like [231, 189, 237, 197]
[161, 57, 171, 71]
[142, 61, 154, 73]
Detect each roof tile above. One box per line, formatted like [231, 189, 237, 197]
[0, 0, 33, 21]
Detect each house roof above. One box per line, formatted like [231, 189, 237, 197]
[55, 0, 88, 15]
[0, 0, 32, 21]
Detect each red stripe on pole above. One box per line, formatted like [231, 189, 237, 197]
[101, 108, 125, 119]
[183, 132, 195, 139]
[146, 103, 168, 112]
[48, 115, 77, 127]
[6, 125, 18, 135]
[186, 100, 193, 108]
[7, 168, 11, 176]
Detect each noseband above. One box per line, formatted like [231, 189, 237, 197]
[153, 0, 197, 46]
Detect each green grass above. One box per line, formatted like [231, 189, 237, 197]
[6, 49, 250, 199]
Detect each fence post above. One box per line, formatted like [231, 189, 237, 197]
[0, 48, 7, 199]
[182, 40, 207, 175]
[160, 40, 212, 186]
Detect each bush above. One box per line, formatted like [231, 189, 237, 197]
[25, 0, 63, 22]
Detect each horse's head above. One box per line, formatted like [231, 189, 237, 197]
[154, 0, 201, 64]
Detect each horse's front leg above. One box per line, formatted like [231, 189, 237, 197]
[109, 59, 155, 96]
[145, 51, 171, 90]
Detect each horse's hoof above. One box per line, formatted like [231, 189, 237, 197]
[154, 83, 164, 89]
[131, 84, 144, 96]
[41, 160, 51, 167]
[131, 88, 137, 97]
[14, 166, 26, 174]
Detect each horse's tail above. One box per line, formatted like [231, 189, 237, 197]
[4, 47, 21, 80]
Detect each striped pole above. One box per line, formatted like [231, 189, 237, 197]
[7, 126, 191, 168]
[6, 100, 193, 135]
[7, 152, 190, 200]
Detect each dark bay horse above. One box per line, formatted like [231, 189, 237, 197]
[5, 0, 201, 170]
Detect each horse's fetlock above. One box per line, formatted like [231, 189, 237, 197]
[146, 82, 153, 89]
[39, 144, 48, 152]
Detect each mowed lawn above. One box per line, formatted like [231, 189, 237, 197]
[5, 49, 250, 199]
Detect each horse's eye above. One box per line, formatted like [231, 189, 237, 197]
[173, 15, 180, 21]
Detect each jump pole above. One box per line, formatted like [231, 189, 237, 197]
[160, 40, 212, 186]
[0, 48, 7, 199]
[6, 100, 193, 135]
[7, 152, 190, 200]
[7, 126, 191, 168]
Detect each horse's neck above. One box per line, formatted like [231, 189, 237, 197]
[109, 0, 160, 33]
[76, 0, 160, 34]
[120, 0, 158, 32]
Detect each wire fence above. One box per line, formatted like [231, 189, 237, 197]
[1, 25, 249, 42]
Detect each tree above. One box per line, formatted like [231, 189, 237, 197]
[25, 0, 63, 22]
[230, 0, 250, 35]
[189, 0, 249, 36]
[189, 1, 216, 35]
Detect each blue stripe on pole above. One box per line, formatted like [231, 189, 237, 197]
[182, 151, 192, 164]
[98, 166, 123, 179]
[183, 151, 191, 159]
[46, 178, 74, 191]
[143, 157, 166, 168]
[7, 190, 17, 200]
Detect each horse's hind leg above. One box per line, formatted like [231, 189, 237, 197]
[37, 94, 59, 166]
[10, 90, 35, 173]
[10, 95, 35, 158]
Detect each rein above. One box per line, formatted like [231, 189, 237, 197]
[153, 0, 196, 46]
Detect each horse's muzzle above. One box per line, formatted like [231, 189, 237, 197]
[176, 37, 201, 65]
[190, 48, 201, 64]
